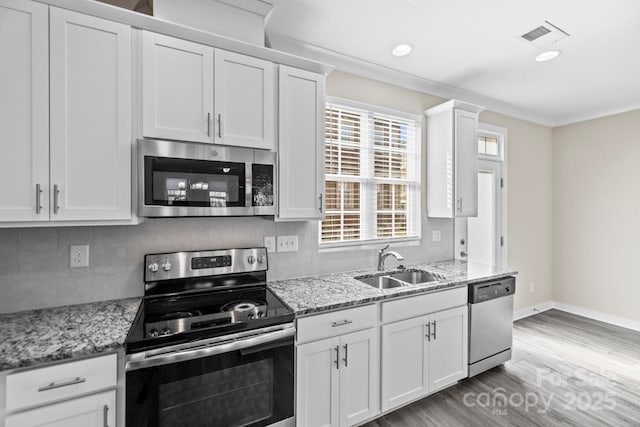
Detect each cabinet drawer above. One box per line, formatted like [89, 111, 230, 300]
[297, 304, 377, 344]
[6, 353, 117, 411]
[382, 287, 467, 324]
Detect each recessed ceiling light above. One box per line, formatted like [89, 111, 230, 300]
[392, 44, 413, 57]
[400, 0, 417, 3]
[535, 50, 561, 62]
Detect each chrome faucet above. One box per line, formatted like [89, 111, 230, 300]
[377, 244, 405, 271]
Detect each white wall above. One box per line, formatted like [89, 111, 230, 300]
[552, 109, 640, 322]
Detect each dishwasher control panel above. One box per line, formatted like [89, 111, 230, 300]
[469, 276, 516, 303]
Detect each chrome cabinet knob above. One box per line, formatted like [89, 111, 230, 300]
[148, 262, 159, 273]
[460, 251, 468, 258]
[161, 261, 172, 272]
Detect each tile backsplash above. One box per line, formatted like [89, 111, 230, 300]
[0, 215, 452, 313]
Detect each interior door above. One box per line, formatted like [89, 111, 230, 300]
[214, 49, 275, 150]
[49, 7, 131, 221]
[380, 316, 429, 411]
[340, 328, 378, 426]
[428, 306, 468, 392]
[0, 0, 49, 222]
[296, 336, 340, 427]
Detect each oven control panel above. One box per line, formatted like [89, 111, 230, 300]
[191, 255, 232, 270]
[144, 248, 268, 282]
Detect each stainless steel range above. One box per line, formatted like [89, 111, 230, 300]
[125, 248, 295, 427]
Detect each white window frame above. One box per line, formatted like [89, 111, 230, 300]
[319, 97, 422, 249]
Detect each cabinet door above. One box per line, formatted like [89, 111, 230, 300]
[49, 8, 131, 221]
[142, 31, 214, 143]
[214, 49, 275, 150]
[278, 66, 325, 220]
[454, 108, 478, 216]
[380, 316, 429, 411]
[5, 390, 115, 427]
[297, 336, 340, 427]
[428, 305, 469, 392]
[340, 329, 379, 426]
[0, 0, 49, 222]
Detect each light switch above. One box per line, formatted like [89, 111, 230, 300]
[277, 235, 299, 252]
[432, 230, 441, 242]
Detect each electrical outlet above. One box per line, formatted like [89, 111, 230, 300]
[70, 245, 90, 268]
[264, 236, 276, 253]
[277, 235, 299, 253]
[432, 230, 441, 242]
[529, 283, 535, 293]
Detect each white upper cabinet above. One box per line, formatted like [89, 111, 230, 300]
[214, 49, 275, 150]
[426, 99, 485, 218]
[50, 7, 132, 221]
[142, 32, 276, 150]
[277, 65, 326, 220]
[142, 31, 214, 143]
[0, 0, 49, 222]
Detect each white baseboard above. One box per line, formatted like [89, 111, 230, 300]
[553, 302, 640, 333]
[513, 301, 554, 321]
[513, 300, 640, 333]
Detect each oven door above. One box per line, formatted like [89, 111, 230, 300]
[139, 139, 254, 217]
[126, 325, 295, 427]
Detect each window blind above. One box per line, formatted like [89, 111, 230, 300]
[321, 101, 421, 246]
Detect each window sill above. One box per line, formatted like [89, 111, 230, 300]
[318, 237, 421, 253]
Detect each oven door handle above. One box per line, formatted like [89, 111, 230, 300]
[126, 327, 295, 371]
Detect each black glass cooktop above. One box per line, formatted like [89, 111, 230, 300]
[125, 284, 294, 354]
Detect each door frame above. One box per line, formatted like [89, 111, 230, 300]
[478, 122, 508, 268]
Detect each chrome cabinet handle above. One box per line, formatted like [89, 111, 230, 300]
[207, 112, 211, 137]
[331, 319, 353, 328]
[217, 113, 222, 138]
[343, 343, 348, 367]
[426, 322, 431, 341]
[319, 193, 323, 212]
[53, 184, 60, 214]
[35, 184, 43, 214]
[432, 320, 437, 340]
[103, 404, 109, 427]
[334, 345, 340, 370]
[38, 376, 86, 392]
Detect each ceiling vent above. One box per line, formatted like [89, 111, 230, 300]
[519, 21, 569, 48]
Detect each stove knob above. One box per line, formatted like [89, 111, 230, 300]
[148, 262, 159, 273]
[148, 329, 159, 338]
[257, 255, 265, 264]
[247, 255, 256, 265]
[161, 261, 172, 272]
[160, 328, 171, 336]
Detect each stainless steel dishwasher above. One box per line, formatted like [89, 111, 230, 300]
[468, 276, 516, 377]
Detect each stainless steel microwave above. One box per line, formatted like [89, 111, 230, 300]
[138, 139, 275, 217]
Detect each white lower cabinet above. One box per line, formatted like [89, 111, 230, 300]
[297, 327, 378, 427]
[5, 390, 115, 427]
[381, 305, 468, 412]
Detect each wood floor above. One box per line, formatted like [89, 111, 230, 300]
[363, 309, 640, 427]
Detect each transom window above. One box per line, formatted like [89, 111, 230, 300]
[320, 99, 421, 246]
[478, 134, 500, 157]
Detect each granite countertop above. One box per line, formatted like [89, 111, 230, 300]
[268, 259, 517, 316]
[0, 259, 515, 372]
[0, 297, 141, 371]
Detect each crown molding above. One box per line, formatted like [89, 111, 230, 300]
[266, 32, 557, 127]
[553, 103, 640, 127]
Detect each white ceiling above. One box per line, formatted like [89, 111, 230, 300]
[265, 0, 640, 126]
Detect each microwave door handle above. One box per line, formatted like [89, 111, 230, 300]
[246, 162, 253, 208]
[125, 327, 295, 371]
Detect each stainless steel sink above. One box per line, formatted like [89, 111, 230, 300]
[355, 275, 405, 289]
[386, 270, 439, 285]
[355, 269, 443, 290]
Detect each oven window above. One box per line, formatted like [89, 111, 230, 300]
[126, 335, 294, 427]
[145, 157, 246, 208]
[159, 359, 273, 426]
